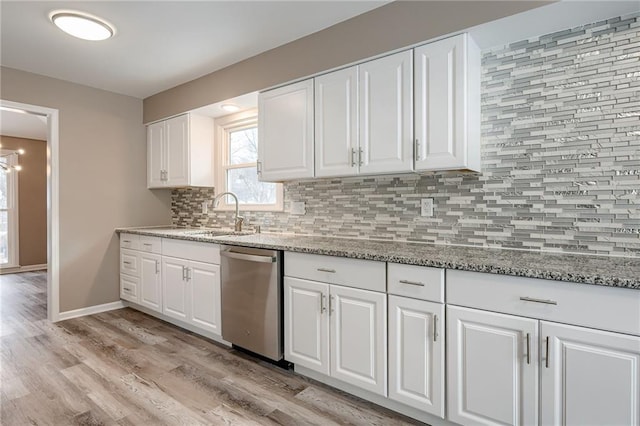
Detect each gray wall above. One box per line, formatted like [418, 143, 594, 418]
[172, 14, 640, 258]
[1, 67, 172, 312]
[143, 0, 552, 123]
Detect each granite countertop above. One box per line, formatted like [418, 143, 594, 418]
[116, 227, 640, 290]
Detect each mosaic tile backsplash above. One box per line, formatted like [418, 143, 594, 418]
[173, 14, 640, 257]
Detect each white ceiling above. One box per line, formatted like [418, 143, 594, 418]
[0, 110, 48, 141]
[0, 1, 387, 99]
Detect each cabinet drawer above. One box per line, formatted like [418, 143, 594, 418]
[448, 270, 640, 336]
[120, 249, 139, 277]
[162, 238, 220, 264]
[388, 263, 444, 302]
[139, 236, 161, 254]
[120, 233, 139, 250]
[285, 252, 385, 292]
[120, 273, 139, 302]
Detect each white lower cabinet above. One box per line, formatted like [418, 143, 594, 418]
[161, 256, 222, 335]
[189, 260, 221, 335]
[284, 277, 330, 375]
[139, 252, 162, 312]
[447, 306, 539, 426]
[284, 276, 387, 396]
[541, 321, 640, 426]
[120, 234, 222, 340]
[162, 256, 189, 321]
[447, 305, 640, 426]
[388, 295, 445, 417]
[330, 285, 387, 396]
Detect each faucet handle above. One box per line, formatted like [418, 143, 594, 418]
[235, 216, 244, 232]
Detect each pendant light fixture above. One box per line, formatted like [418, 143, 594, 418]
[50, 10, 115, 41]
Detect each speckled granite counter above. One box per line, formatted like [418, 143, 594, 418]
[116, 227, 640, 290]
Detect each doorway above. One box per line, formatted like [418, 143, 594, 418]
[0, 100, 59, 321]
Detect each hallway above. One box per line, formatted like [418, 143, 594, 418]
[0, 272, 420, 425]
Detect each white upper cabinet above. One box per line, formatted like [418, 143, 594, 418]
[147, 113, 214, 188]
[314, 67, 358, 178]
[315, 51, 413, 178]
[147, 121, 165, 188]
[414, 33, 481, 172]
[359, 50, 414, 175]
[258, 79, 314, 181]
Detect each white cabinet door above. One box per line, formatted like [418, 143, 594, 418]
[189, 261, 221, 335]
[258, 79, 314, 181]
[414, 34, 481, 172]
[162, 256, 189, 321]
[358, 50, 413, 175]
[541, 321, 640, 426]
[165, 114, 189, 186]
[447, 306, 538, 426]
[330, 285, 387, 396]
[314, 67, 358, 178]
[388, 296, 445, 418]
[284, 277, 330, 375]
[139, 252, 162, 312]
[147, 121, 165, 188]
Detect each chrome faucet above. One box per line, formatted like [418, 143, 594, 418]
[213, 192, 244, 232]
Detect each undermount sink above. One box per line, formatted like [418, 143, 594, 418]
[177, 229, 250, 237]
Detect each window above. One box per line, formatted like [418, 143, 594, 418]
[0, 151, 19, 267]
[215, 110, 283, 211]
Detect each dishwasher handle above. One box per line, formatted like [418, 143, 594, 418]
[221, 249, 277, 263]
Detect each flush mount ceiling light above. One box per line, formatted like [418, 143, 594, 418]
[221, 104, 241, 113]
[50, 10, 115, 41]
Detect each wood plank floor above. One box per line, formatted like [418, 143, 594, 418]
[0, 271, 424, 425]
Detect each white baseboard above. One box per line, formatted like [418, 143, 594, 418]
[0, 264, 48, 274]
[57, 300, 125, 321]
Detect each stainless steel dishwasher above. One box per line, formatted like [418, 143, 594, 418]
[220, 245, 283, 361]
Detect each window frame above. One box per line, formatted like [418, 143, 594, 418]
[214, 109, 283, 212]
[0, 150, 19, 268]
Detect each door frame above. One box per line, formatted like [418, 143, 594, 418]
[0, 100, 60, 322]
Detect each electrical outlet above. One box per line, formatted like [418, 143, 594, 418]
[421, 198, 434, 217]
[290, 201, 306, 215]
[201, 201, 208, 214]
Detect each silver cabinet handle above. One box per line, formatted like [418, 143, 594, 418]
[155, 260, 159, 274]
[123, 261, 132, 265]
[399, 279, 425, 287]
[545, 336, 550, 368]
[329, 295, 335, 314]
[256, 161, 262, 176]
[433, 314, 438, 342]
[415, 139, 420, 161]
[351, 148, 358, 167]
[320, 294, 327, 313]
[123, 287, 132, 292]
[186, 267, 191, 280]
[317, 268, 336, 273]
[143, 243, 152, 247]
[182, 266, 187, 280]
[123, 240, 131, 243]
[221, 250, 276, 263]
[358, 147, 364, 166]
[520, 296, 558, 305]
[526, 333, 531, 364]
